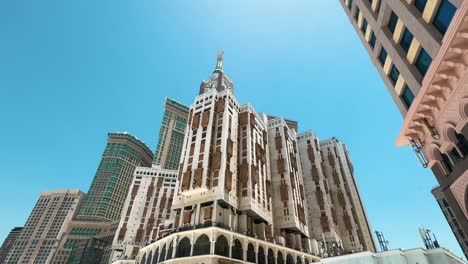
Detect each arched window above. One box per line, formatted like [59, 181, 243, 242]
[286, 254, 294, 264]
[456, 132, 468, 156]
[146, 251, 152, 264]
[277, 251, 284, 264]
[267, 249, 275, 264]
[159, 245, 166, 262]
[231, 239, 243, 260]
[305, 258, 310, 264]
[297, 256, 302, 264]
[247, 243, 256, 263]
[176, 237, 191, 258]
[152, 248, 159, 264]
[258, 246, 266, 264]
[214, 235, 229, 257]
[193, 234, 210, 256]
[166, 241, 174, 260]
[442, 153, 454, 173]
[140, 253, 146, 264]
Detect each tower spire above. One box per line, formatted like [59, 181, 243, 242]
[216, 50, 224, 70]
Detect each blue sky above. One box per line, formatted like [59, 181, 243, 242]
[0, 0, 463, 259]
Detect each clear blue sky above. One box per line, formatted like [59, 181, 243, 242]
[0, 0, 463, 259]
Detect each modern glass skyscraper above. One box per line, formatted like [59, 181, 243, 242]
[153, 98, 189, 170]
[77, 132, 153, 222]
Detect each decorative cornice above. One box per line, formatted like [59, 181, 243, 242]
[396, 1, 468, 147]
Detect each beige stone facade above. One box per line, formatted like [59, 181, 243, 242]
[5, 190, 85, 264]
[111, 166, 177, 262]
[297, 132, 341, 255]
[319, 139, 375, 253]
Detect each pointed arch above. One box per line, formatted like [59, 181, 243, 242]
[267, 248, 275, 264]
[193, 234, 210, 256]
[140, 253, 146, 264]
[231, 239, 243, 260]
[258, 246, 266, 264]
[152, 247, 159, 264]
[166, 241, 174, 260]
[215, 235, 229, 257]
[146, 251, 152, 264]
[277, 251, 284, 264]
[159, 244, 166, 262]
[176, 237, 191, 258]
[247, 243, 256, 263]
[297, 256, 302, 264]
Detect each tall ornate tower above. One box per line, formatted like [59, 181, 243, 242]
[134, 54, 319, 264]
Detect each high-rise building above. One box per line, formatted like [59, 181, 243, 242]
[5, 190, 85, 264]
[110, 166, 177, 262]
[297, 131, 341, 256]
[340, 0, 467, 257]
[77, 132, 154, 222]
[153, 97, 190, 170]
[130, 53, 320, 264]
[0, 227, 23, 263]
[51, 132, 154, 264]
[51, 220, 117, 264]
[319, 138, 376, 253]
[268, 117, 310, 246]
[339, 0, 459, 116]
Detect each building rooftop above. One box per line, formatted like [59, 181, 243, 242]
[108, 132, 154, 158]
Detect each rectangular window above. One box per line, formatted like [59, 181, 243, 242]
[370, 32, 376, 48]
[347, 0, 353, 9]
[415, 48, 432, 76]
[376, 0, 382, 13]
[389, 64, 400, 84]
[354, 7, 360, 21]
[361, 19, 368, 33]
[388, 11, 399, 33]
[414, 0, 427, 12]
[400, 28, 414, 53]
[433, 0, 456, 35]
[401, 85, 415, 108]
[378, 47, 387, 65]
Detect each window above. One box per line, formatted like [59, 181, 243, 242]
[448, 147, 462, 165]
[370, 32, 377, 48]
[400, 28, 414, 53]
[442, 153, 453, 173]
[354, 7, 360, 21]
[347, 0, 353, 9]
[433, 0, 456, 35]
[376, 0, 382, 13]
[388, 11, 399, 33]
[379, 47, 388, 65]
[362, 19, 368, 33]
[415, 48, 432, 76]
[401, 85, 415, 108]
[414, 0, 427, 12]
[389, 64, 400, 84]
